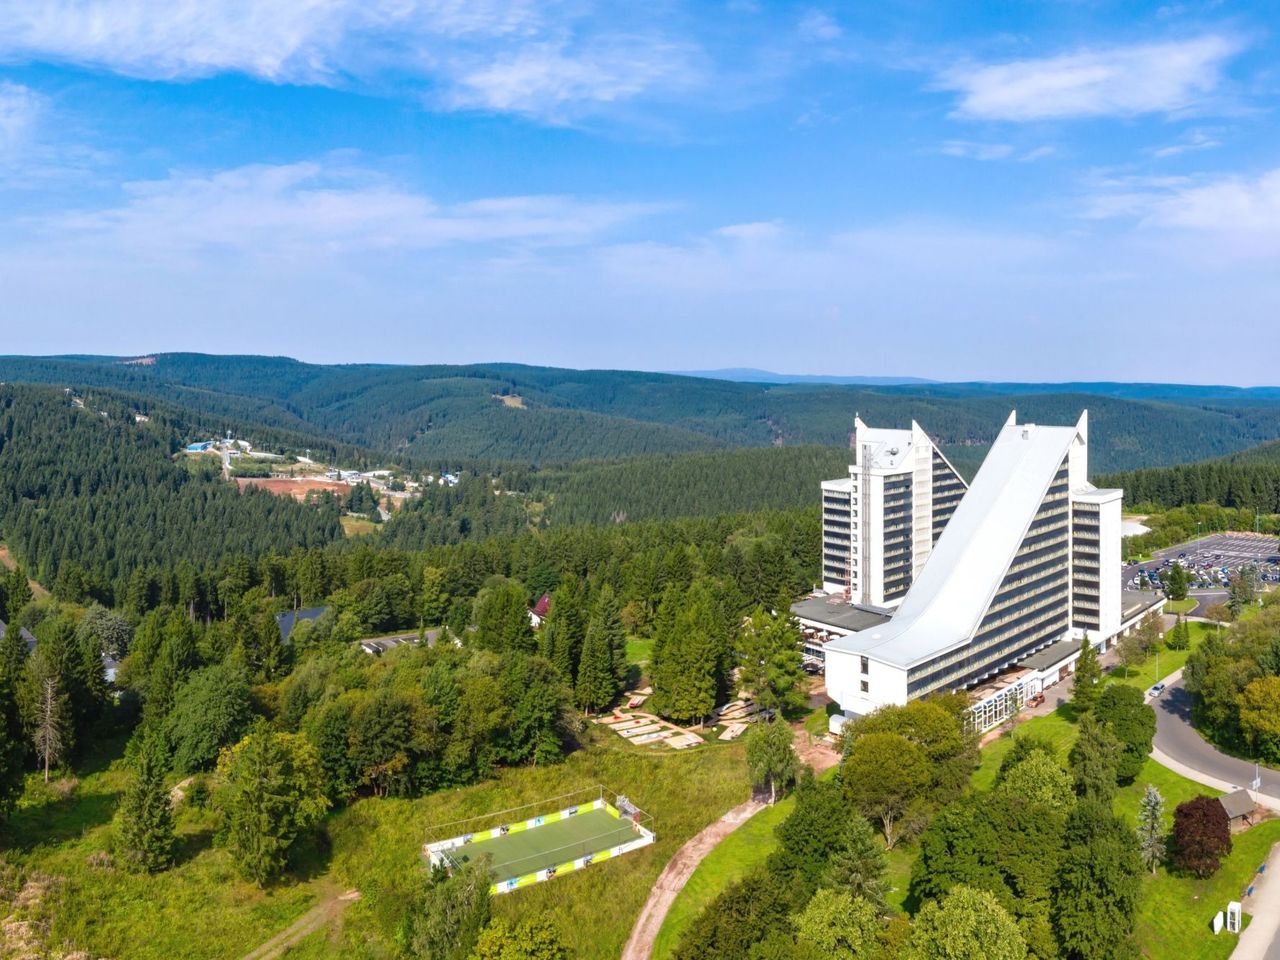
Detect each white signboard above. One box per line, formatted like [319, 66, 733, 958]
[1213, 911, 1224, 934]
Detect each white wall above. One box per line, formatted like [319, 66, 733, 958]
[825, 646, 909, 719]
[1096, 494, 1122, 639]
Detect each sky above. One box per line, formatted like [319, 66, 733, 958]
[0, 1, 1278, 383]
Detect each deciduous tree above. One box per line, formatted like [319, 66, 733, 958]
[843, 732, 928, 849]
[402, 860, 492, 960]
[1094, 685, 1156, 783]
[793, 888, 880, 959]
[907, 885, 1026, 960]
[745, 718, 799, 805]
[470, 917, 569, 960]
[1171, 795, 1231, 878]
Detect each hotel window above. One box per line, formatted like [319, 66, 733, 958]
[860, 680, 869, 693]
[861, 656, 869, 674]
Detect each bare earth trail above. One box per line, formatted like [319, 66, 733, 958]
[238, 888, 360, 960]
[620, 724, 838, 960]
[619, 797, 764, 960]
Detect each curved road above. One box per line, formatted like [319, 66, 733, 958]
[1152, 678, 1280, 797]
[1151, 676, 1280, 959]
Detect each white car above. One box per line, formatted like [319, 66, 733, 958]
[1147, 682, 1167, 698]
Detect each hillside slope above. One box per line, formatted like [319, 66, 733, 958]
[2, 354, 1278, 472]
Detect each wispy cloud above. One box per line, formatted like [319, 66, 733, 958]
[1082, 167, 1280, 254]
[797, 11, 842, 43]
[0, 81, 43, 156]
[938, 36, 1240, 121]
[1150, 128, 1222, 158]
[31, 158, 660, 261]
[940, 140, 1053, 162]
[0, 1, 702, 122]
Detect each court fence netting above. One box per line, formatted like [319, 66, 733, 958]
[422, 784, 656, 894]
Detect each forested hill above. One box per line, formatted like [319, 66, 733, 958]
[2, 353, 1280, 472]
[0, 385, 341, 601]
[1098, 437, 1280, 512]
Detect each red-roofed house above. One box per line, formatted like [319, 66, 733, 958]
[528, 593, 551, 629]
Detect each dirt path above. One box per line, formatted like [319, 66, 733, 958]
[619, 798, 764, 960]
[239, 888, 360, 960]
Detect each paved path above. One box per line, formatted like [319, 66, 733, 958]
[1232, 843, 1280, 960]
[239, 888, 360, 960]
[619, 798, 765, 960]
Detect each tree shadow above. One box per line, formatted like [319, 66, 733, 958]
[0, 782, 124, 852]
[174, 825, 216, 866]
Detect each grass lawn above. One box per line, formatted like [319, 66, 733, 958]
[339, 516, 377, 537]
[1, 727, 750, 960]
[0, 740, 332, 960]
[1164, 597, 1198, 615]
[327, 732, 752, 960]
[1137, 818, 1280, 960]
[625, 637, 654, 666]
[803, 702, 840, 738]
[972, 707, 1080, 791]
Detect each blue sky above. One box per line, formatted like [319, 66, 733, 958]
[0, 1, 1277, 383]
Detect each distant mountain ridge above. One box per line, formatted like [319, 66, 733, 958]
[670, 368, 937, 385]
[1, 352, 1279, 473]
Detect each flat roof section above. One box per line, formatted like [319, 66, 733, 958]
[1121, 591, 1165, 621]
[1017, 637, 1081, 674]
[791, 596, 893, 634]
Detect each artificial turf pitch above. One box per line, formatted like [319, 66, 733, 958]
[452, 807, 640, 880]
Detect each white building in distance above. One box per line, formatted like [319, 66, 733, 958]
[820, 417, 967, 606]
[800, 411, 1159, 731]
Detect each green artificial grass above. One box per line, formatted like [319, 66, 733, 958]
[450, 807, 642, 880]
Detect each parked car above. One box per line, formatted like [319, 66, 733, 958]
[1147, 682, 1167, 698]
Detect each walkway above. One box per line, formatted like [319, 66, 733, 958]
[618, 798, 764, 960]
[239, 888, 360, 960]
[1232, 842, 1280, 960]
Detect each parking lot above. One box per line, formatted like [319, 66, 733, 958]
[1126, 532, 1280, 596]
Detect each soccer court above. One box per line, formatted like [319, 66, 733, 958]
[451, 807, 640, 880]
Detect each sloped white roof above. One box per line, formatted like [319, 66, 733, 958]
[827, 412, 1083, 668]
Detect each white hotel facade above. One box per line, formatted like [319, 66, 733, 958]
[798, 411, 1161, 732]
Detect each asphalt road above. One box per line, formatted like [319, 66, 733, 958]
[1152, 679, 1280, 796]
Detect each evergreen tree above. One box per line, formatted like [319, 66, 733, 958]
[215, 729, 329, 886]
[31, 676, 66, 782]
[1068, 714, 1122, 803]
[1052, 800, 1143, 960]
[118, 731, 176, 873]
[1070, 635, 1102, 714]
[826, 814, 888, 911]
[541, 577, 587, 679]
[574, 614, 617, 714]
[738, 608, 807, 715]
[1095, 685, 1156, 784]
[6, 566, 33, 622]
[1136, 784, 1166, 874]
[652, 582, 724, 723]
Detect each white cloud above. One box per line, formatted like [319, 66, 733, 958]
[444, 36, 703, 118]
[1150, 128, 1222, 158]
[940, 140, 1014, 161]
[940, 140, 1054, 162]
[715, 220, 782, 240]
[1082, 167, 1280, 254]
[31, 159, 659, 261]
[0, 1, 700, 121]
[938, 35, 1239, 121]
[0, 82, 43, 155]
[797, 11, 842, 43]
